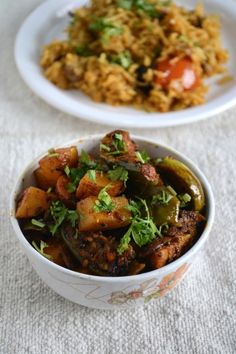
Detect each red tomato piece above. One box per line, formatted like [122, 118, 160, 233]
[156, 57, 200, 90]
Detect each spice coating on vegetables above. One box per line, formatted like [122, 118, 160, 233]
[16, 131, 206, 276]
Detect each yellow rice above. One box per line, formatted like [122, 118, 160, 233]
[40, 0, 229, 112]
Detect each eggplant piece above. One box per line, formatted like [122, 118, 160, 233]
[156, 157, 205, 212]
[140, 210, 205, 269]
[126, 163, 163, 198]
[148, 233, 192, 269]
[61, 224, 135, 276]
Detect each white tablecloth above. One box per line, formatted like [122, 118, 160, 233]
[0, 1, 235, 353]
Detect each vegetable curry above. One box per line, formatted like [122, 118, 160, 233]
[15, 131, 206, 276]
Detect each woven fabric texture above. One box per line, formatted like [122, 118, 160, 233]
[0, 1, 235, 353]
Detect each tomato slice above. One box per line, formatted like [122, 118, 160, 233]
[156, 57, 200, 91]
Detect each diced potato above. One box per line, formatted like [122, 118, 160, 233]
[34, 164, 62, 189]
[35, 146, 78, 189]
[16, 187, 52, 218]
[34, 167, 60, 190]
[55, 175, 72, 203]
[77, 196, 131, 232]
[55, 146, 78, 167]
[76, 171, 124, 199]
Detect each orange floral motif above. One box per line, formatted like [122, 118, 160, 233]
[157, 263, 190, 297]
[108, 263, 190, 305]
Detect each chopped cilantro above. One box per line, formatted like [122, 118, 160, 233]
[166, 185, 177, 196]
[108, 166, 128, 185]
[136, 150, 150, 163]
[107, 133, 127, 156]
[49, 201, 78, 235]
[151, 189, 173, 205]
[80, 149, 91, 165]
[117, 0, 160, 17]
[64, 150, 99, 192]
[76, 45, 93, 57]
[135, 0, 157, 17]
[100, 143, 111, 152]
[116, 0, 133, 10]
[178, 193, 192, 208]
[32, 240, 52, 260]
[89, 17, 108, 31]
[102, 27, 123, 43]
[31, 219, 45, 228]
[118, 198, 162, 254]
[47, 148, 59, 158]
[66, 210, 79, 228]
[156, 222, 169, 236]
[64, 165, 70, 176]
[89, 17, 123, 43]
[87, 170, 96, 181]
[93, 187, 115, 213]
[111, 51, 133, 69]
[65, 167, 84, 192]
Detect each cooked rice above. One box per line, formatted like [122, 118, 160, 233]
[40, 0, 229, 112]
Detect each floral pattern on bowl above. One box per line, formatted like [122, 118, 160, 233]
[108, 263, 190, 305]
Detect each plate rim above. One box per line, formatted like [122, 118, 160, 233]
[14, 0, 236, 128]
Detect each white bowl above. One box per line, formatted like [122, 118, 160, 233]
[10, 135, 215, 309]
[14, 0, 236, 128]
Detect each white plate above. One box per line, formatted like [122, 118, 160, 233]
[15, 0, 236, 128]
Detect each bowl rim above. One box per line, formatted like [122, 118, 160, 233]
[9, 134, 215, 283]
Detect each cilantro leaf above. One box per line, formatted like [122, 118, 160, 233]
[116, 227, 132, 254]
[76, 45, 93, 57]
[87, 169, 96, 181]
[135, 0, 157, 17]
[80, 149, 91, 165]
[135, 150, 150, 163]
[108, 166, 128, 185]
[65, 167, 85, 192]
[64, 165, 70, 176]
[66, 210, 79, 228]
[32, 240, 52, 260]
[100, 143, 111, 152]
[89, 17, 123, 43]
[47, 148, 59, 158]
[101, 27, 123, 43]
[116, 0, 133, 10]
[118, 198, 163, 254]
[111, 51, 133, 69]
[178, 193, 192, 208]
[93, 187, 115, 213]
[31, 219, 45, 228]
[49, 201, 78, 235]
[151, 189, 173, 205]
[116, 0, 160, 17]
[107, 133, 127, 156]
[64, 150, 99, 192]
